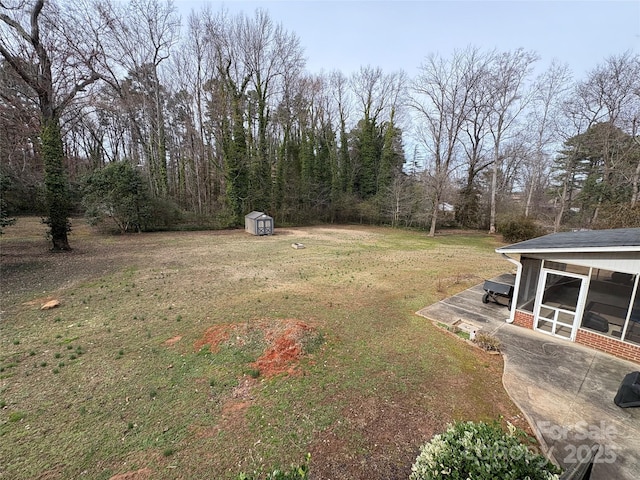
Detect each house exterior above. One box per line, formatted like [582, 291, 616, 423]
[496, 228, 640, 363]
[244, 211, 274, 236]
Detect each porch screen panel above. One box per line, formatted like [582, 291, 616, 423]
[581, 269, 636, 342]
[516, 257, 541, 312]
[625, 283, 640, 345]
[541, 273, 581, 310]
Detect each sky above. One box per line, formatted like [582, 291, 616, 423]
[174, 0, 640, 79]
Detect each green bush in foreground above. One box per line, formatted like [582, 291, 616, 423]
[410, 421, 561, 480]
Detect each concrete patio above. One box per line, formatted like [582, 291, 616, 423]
[416, 274, 640, 480]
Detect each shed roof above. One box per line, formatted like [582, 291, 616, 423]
[496, 228, 640, 254]
[245, 211, 271, 220]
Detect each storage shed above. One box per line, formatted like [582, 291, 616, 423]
[244, 211, 274, 236]
[496, 227, 640, 363]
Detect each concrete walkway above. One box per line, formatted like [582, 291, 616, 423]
[416, 275, 640, 480]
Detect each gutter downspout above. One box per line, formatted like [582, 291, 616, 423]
[500, 253, 522, 324]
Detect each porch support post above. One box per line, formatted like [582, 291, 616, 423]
[501, 253, 522, 324]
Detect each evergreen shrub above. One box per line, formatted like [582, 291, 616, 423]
[82, 161, 151, 233]
[498, 216, 544, 243]
[410, 421, 560, 480]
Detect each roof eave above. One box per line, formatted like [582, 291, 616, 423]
[496, 246, 640, 254]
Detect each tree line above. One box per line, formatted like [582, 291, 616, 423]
[1, 0, 639, 249]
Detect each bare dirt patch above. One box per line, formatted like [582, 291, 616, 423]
[189, 319, 318, 443]
[192, 319, 316, 378]
[254, 320, 314, 377]
[193, 324, 233, 352]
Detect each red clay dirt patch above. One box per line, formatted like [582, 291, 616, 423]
[190, 320, 316, 440]
[253, 320, 313, 377]
[192, 319, 315, 378]
[193, 324, 233, 353]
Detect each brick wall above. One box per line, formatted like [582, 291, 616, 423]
[513, 310, 534, 329]
[575, 329, 640, 364]
[512, 309, 640, 363]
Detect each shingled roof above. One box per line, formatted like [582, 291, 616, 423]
[496, 228, 640, 254]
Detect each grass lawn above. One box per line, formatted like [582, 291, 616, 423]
[0, 218, 524, 479]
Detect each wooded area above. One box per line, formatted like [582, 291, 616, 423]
[1, 0, 639, 249]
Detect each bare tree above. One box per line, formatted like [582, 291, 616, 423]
[568, 51, 639, 130]
[351, 66, 403, 125]
[591, 53, 640, 210]
[523, 61, 572, 218]
[410, 47, 486, 236]
[486, 49, 539, 234]
[165, 7, 217, 214]
[384, 173, 415, 227]
[94, 0, 180, 197]
[456, 49, 494, 228]
[0, 58, 41, 186]
[0, 0, 101, 250]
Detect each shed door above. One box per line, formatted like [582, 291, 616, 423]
[534, 269, 588, 341]
[257, 219, 270, 235]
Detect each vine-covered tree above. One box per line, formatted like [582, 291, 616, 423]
[351, 66, 405, 202]
[0, 0, 101, 249]
[241, 9, 305, 212]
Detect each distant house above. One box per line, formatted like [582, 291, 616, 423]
[496, 228, 640, 363]
[244, 211, 274, 236]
